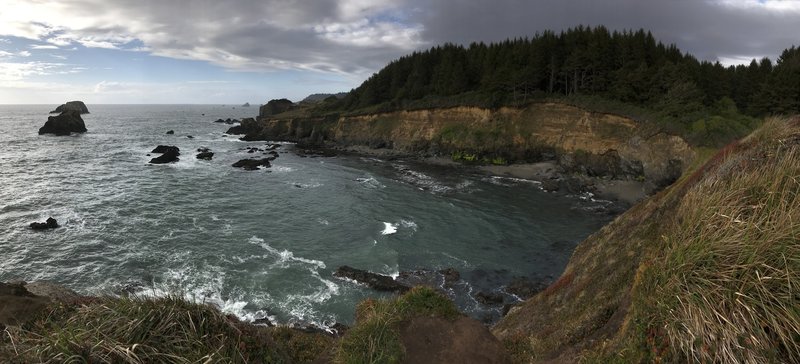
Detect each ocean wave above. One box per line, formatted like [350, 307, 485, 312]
[380, 222, 397, 235]
[248, 236, 326, 269]
[356, 176, 385, 189]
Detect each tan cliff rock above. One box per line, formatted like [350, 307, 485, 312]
[242, 102, 695, 185]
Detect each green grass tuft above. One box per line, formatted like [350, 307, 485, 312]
[335, 287, 460, 363]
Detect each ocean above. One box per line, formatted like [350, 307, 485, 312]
[0, 104, 612, 327]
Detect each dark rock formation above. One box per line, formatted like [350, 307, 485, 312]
[149, 145, 180, 164]
[259, 99, 294, 118]
[38, 110, 87, 135]
[166, 130, 174, 134]
[186, 135, 194, 139]
[439, 268, 461, 287]
[242, 102, 250, 107]
[225, 117, 256, 135]
[30, 217, 59, 230]
[196, 151, 214, 160]
[151, 145, 179, 154]
[474, 291, 504, 305]
[49, 101, 89, 114]
[215, 118, 239, 125]
[334, 266, 410, 293]
[232, 158, 271, 170]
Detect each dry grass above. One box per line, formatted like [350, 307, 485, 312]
[1, 296, 288, 363]
[646, 118, 800, 363]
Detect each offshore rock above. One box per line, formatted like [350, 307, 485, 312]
[196, 151, 214, 160]
[334, 265, 410, 293]
[149, 145, 180, 164]
[232, 158, 271, 170]
[30, 217, 59, 230]
[49, 101, 89, 114]
[38, 110, 87, 135]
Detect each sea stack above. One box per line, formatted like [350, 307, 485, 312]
[49, 101, 89, 114]
[38, 110, 87, 136]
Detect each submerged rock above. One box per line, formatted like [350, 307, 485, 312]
[49, 101, 89, 114]
[504, 276, 548, 299]
[166, 130, 174, 135]
[334, 265, 410, 293]
[38, 110, 87, 136]
[474, 291, 504, 305]
[149, 145, 180, 164]
[232, 158, 271, 170]
[29, 217, 59, 230]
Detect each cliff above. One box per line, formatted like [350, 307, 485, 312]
[239, 102, 695, 187]
[493, 116, 800, 363]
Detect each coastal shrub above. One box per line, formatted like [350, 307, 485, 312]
[2, 296, 289, 363]
[335, 287, 459, 363]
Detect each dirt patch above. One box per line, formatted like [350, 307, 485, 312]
[399, 316, 511, 364]
[0, 282, 51, 326]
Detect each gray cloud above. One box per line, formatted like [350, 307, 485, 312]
[1, 0, 798, 80]
[414, 0, 800, 64]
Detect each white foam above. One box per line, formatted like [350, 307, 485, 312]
[318, 219, 330, 225]
[380, 222, 397, 235]
[248, 236, 326, 269]
[399, 219, 418, 231]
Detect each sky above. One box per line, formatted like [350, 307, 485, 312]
[1, 0, 799, 104]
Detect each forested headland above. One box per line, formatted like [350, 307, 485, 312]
[314, 26, 799, 146]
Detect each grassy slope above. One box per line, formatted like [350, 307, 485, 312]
[494, 117, 800, 363]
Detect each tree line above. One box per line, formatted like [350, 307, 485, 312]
[323, 26, 799, 144]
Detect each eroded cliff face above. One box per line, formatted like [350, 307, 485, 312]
[243, 103, 694, 185]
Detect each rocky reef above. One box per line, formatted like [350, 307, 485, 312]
[38, 110, 87, 135]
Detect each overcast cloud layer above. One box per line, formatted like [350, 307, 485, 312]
[1, 0, 799, 103]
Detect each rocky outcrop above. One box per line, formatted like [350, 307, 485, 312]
[166, 130, 174, 134]
[29, 217, 59, 230]
[49, 101, 89, 114]
[196, 152, 213, 160]
[232, 158, 271, 170]
[38, 110, 87, 135]
[149, 145, 180, 164]
[242, 102, 250, 107]
[258, 99, 294, 118]
[225, 117, 257, 135]
[334, 266, 410, 293]
[242, 103, 694, 187]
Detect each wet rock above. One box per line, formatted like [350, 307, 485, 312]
[149, 145, 180, 164]
[504, 277, 547, 300]
[166, 130, 174, 135]
[540, 178, 560, 191]
[38, 110, 87, 135]
[49, 101, 89, 114]
[439, 268, 461, 287]
[232, 158, 271, 170]
[30, 217, 59, 230]
[186, 135, 194, 139]
[334, 265, 410, 293]
[253, 317, 274, 327]
[151, 145, 179, 154]
[196, 151, 214, 160]
[474, 291, 504, 305]
[197, 147, 210, 153]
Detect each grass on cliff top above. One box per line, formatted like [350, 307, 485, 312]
[335, 286, 460, 364]
[592, 117, 800, 363]
[0, 295, 334, 363]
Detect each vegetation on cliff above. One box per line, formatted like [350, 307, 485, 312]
[310, 27, 799, 147]
[493, 117, 800, 363]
